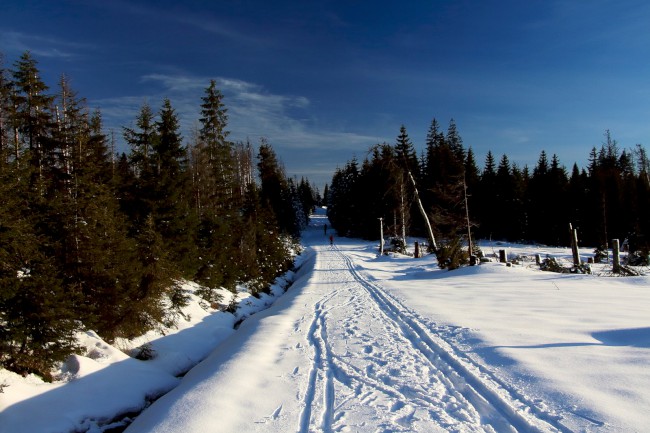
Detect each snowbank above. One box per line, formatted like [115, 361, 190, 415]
[0, 265, 304, 433]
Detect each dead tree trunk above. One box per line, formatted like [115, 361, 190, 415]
[569, 223, 580, 266]
[407, 171, 437, 251]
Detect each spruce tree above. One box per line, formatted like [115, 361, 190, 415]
[193, 80, 241, 292]
[11, 51, 54, 192]
[153, 98, 197, 277]
[475, 151, 497, 239]
[122, 102, 158, 228]
[446, 118, 465, 164]
[0, 55, 13, 161]
[258, 139, 299, 236]
[0, 117, 78, 379]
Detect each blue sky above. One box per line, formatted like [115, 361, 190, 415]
[2, 0, 650, 189]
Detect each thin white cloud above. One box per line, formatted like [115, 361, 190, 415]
[141, 74, 207, 92]
[95, 72, 373, 149]
[0, 30, 90, 59]
[93, 72, 377, 185]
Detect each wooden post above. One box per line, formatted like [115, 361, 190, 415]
[414, 241, 420, 258]
[569, 223, 580, 266]
[612, 238, 621, 273]
[463, 174, 473, 258]
[378, 218, 384, 256]
[499, 249, 507, 263]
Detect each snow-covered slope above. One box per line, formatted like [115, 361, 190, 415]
[0, 269, 301, 433]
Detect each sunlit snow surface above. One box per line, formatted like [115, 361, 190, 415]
[2, 209, 649, 432]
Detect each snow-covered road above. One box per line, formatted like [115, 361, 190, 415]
[125, 213, 567, 433]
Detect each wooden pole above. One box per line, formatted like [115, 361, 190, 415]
[463, 174, 473, 259]
[612, 238, 621, 273]
[569, 223, 580, 266]
[378, 217, 384, 256]
[406, 171, 437, 251]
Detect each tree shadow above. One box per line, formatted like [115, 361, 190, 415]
[592, 327, 650, 348]
[485, 327, 650, 353]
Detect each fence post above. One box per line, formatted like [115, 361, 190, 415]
[612, 238, 621, 273]
[499, 249, 507, 263]
[378, 218, 384, 256]
[570, 223, 580, 266]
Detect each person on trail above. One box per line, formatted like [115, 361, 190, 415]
[324, 224, 327, 235]
[329, 234, 334, 246]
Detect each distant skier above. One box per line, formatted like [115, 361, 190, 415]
[329, 234, 334, 246]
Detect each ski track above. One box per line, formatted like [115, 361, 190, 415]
[296, 243, 573, 433]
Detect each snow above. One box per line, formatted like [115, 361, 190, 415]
[0, 277, 300, 433]
[2, 208, 650, 432]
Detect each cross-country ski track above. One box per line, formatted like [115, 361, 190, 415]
[125, 210, 580, 433]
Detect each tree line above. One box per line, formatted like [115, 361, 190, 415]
[0, 52, 318, 379]
[327, 120, 650, 266]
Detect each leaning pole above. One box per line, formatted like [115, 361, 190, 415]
[407, 171, 437, 251]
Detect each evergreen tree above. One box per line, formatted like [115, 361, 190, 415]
[423, 118, 444, 186]
[526, 151, 569, 244]
[297, 177, 316, 220]
[0, 132, 78, 379]
[393, 126, 417, 240]
[475, 151, 497, 239]
[493, 154, 514, 239]
[0, 55, 14, 162]
[394, 125, 418, 175]
[258, 139, 301, 236]
[193, 80, 240, 292]
[153, 98, 197, 277]
[11, 52, 54, 192]
[446, 118, 465, 163]
[198, 79, 236, 214]
[122, 102, 158, 227]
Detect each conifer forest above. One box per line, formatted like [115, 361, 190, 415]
[0, 52, 318, 378]
[326, 121, 650, 266]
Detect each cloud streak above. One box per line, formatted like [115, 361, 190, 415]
[93, 72, 376, 186]
[0, 30, 91, 59]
